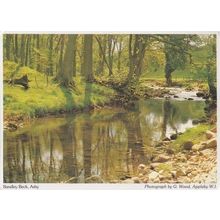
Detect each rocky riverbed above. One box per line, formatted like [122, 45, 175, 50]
[119, 127, 217, 184]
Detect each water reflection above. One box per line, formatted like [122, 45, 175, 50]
[4, 99, 205, 183]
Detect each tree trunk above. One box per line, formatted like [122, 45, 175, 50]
[25, 35, 30, 66]
[20, 35, 26, 66]
[57, 35, 65, 81]
[96, 35, 107, 75]
[61, 35, 76, 86]
[207, 64, 217, 100]
[165, 63, 173, 86]
[107, 35, 116, 76]
[117, 37, 123, 72]
[72, 35, 77, 77]
[48, 35, 54, 76]
[14, 34, 18, 62]
[126, 35, 147, 89]
[36, 35, 41, 71]
[5, 35, 12, 60]
[83, 35, 93, 82]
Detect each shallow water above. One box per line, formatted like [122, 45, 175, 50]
[4, 99, 206, 183]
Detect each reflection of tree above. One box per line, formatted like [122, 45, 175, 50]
[20, 134, 28, 183]
[58, 120, 78, 178]
[29, 135, 42, 182]
[48, 131, 55, 180]
[162, 100, 177, 138]
[82, 116, 92, 179]
[119, 103, 145, 174]
[82, 79, 93, 179]
[5, 138, 16, 183]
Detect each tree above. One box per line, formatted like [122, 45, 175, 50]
[20, 35, 26, 66]
[107, 35, 116, 76]
[125, 34, 147, 90]
[25, 35, 31, 66]
[14, 34, 18, 62]
[36, 35, 41, 71]
[163, 35, 189, 86]
[60, 35, 76, 87]
[116, 35, 123, 72]
[5, 35, 12, 60]
[48, 35, 54, 76]
[83, 35, 93, 82]
[206, 35, 216, 100]
[96, 35, 107, 75]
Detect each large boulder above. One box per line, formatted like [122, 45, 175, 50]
[150, 163, 161, 170]
[196, 92, 205, 97]
[137, 164, 148, 175]
[210, 127, 217, 133]
[176, 169, 187, 177]
[170, 133, 178, 140]
[148, 171, 159, 181]
[205, 130, 215, 140]
[200, 148, 213, 156]
[153, 154, 170, 163]
[183, 141, 194, 150]
[192, 144, 203, 151]
[166, 148, 175, 155]
[206, 138, 217, 149]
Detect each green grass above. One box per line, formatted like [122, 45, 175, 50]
[170, 124, 212, 152]
[4, 61, 116, 119]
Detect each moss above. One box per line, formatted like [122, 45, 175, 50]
[4, 61, 116, 119]
[156, 163, 173, 173]
[170, 124, 212, 152]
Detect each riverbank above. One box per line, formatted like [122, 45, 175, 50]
[3, 61, 116, 130]
[3, 61, 211, 131]
[118, 126, 217, 184]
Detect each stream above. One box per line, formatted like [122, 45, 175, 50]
[4, 98, 206, 183]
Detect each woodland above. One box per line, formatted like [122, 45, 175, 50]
[3, 34, 217, 184]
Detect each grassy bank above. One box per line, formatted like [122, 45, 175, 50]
[4, 61, 116, 120]
[170, 124, 212, 152]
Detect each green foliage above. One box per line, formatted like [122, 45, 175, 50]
[164, 35, 190, 72]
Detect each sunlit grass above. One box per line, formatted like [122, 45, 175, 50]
[4, 61, 116, 119]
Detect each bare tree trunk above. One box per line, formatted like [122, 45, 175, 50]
[95, 36, 113, 75]
[107, 35, 116, 76]
[57, 35, 65, 81]
[20, 35, 26, 66]
[5, 35, 11, 60]
[36, 35, 41, 71]
[96, 35, 107, 75]
[48, 35, 54, 76]
[126, 35, 147, 89]
[14, 34, 18, 62]
[117, 36, 123, 72]
[61, 35, 76, 86]
[83, 35, 93, 82]
[25, 35, 31, 66]
[72, 35, 77, 77]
